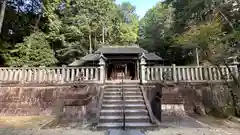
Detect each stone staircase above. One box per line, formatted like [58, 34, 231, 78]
[97, 84, 156, 129]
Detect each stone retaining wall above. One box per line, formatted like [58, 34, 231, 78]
[145, 84, 185, 113]
[145, 82, 240, 118]
[181, 83, 239, 117]
[161, 104, 185, 114]
[0, 84, 99, 119]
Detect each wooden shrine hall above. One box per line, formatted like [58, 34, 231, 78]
[69, 45, 163, 81]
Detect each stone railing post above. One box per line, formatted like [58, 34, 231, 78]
[172, 64, 177, 83]
[140, 55, 147, 84]
[234, 65, 239, 79]
[22, 65, 29, 84]
[61, 65, 67, 84]
[99, 56, 106, 84]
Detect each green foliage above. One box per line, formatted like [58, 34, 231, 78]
[139, 0, 240, 65]
[174, 20, 230, 62]
[175, 20, 222, 48]
[139, 3, 193, 65]
[139, 3, 171, 48]
[0, 0, 140, 66]
[48, 0, 117, 63]
[170, 0, 240, 64]
[2, 0, 239, 67]
[44, 0, 139, 63]
[3, 32, 57, 67]
[106, 2, 139, 45]
[118, 23, 138, 44]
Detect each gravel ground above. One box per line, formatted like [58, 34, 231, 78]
[146, 127, 240, 135]
[0, 115, 240, 135]
[0, 127, 240, 135]
[0, 128, 105, 135]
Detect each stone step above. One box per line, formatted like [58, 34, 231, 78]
[104, 91, 142, 95]
[104, 88, 120, 91]
[97, 122, 153, 128]
[102, 104, 146, 110]
[104, 87, 140, 91]
[103, 95, 122, 100]
[125, 122, 153, 128]
[103, 90, 141, 93]
[104, 85, 140, 88]
[103, 95, 143, 100]
[99, 115, 150, 123]
[124, 91, 142, 94]
[100, 109, 148, 116]
[103, 99, 145, 104]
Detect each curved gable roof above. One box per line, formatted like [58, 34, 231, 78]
[69, 45, 163, 66]
[95, 45, 148, 54]
[145, 53, 163, 61]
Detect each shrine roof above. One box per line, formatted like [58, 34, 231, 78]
[69, 45, 163, 66]
[95, 45, 148, 54]
[144, 53, 163, 61]
[68, 54, 101, 66]
[82, 54, 101, 61]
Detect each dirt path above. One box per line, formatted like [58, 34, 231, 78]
[0, 115, 240, 135]
[0, 127, 239, 135]
[146, 127, 240, 135]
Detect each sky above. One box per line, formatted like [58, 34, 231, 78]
[115, 0, 160, 18]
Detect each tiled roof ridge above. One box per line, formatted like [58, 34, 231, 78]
[100, 44, 140, 48]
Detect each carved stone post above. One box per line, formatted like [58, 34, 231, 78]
[61, 65, 67, 84]
[140, 54, 147, 84]
[172, 64, 177, 83]
[99, 54, 106, 84]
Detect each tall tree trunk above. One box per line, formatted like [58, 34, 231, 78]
[0, 0, 7, 34]
[223, 62, 240, 117]
[89, 32, 92, 54]
[196, 47, 200, 66]
[212, 61, 240, 117]
[219, 10, 235, 31]
[94, 31, 97, 49]
[33, 15, 41, 32]
[102, 25, 105, 44]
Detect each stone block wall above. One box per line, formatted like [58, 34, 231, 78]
[0, 85, 99, 119]
[180, 83, 239, 117]
[144, 84, 185, 121]
[145, 82, 240, 118]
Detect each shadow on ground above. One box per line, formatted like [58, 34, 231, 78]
[160, 115, 206, 128]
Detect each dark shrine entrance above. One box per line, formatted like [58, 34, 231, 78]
[107, 61, 138, 80]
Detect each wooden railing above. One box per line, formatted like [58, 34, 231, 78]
[145, 65, 239, 82]
[0, 66, 100, 83]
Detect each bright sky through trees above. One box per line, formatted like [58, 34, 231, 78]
[115, 0, 160, 18]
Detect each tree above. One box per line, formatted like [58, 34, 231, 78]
[159, 0, 240, 64]
[45, 0, 117, 64]
[3, 32, 57, 67]
[106, 2, 139, 45]
[174, 20, 226, 63]
[0, 0, 142, 66]
[163, 0, 240, 116]
[139, 2, 194, 65]
[0, 0, 7, 34]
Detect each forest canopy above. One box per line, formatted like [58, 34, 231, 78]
[0, 0, 239, 66]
